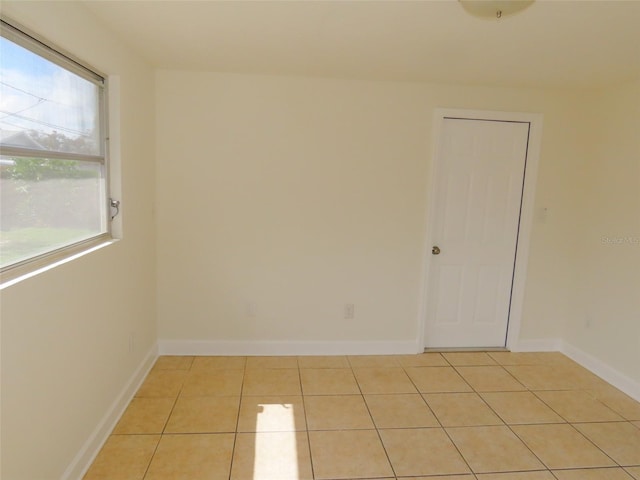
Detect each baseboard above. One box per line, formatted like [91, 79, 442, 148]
[510, 338, 563, 352]
[58, 335, 639, 480]
[561, 341, 640, 402]
[61, 345, 158, 480]
[515, 338, 640, 401]
[158, 339, 421, 356]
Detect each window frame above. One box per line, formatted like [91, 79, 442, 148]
[0, 17, 113, 280]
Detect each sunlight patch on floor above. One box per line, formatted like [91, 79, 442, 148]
[253, 404, 299, 479]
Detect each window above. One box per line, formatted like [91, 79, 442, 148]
[0, 19, 109, 272]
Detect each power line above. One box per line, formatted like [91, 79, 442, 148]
[0, 80, 47, 102]
[0, 80, 90, 108]
[0, 109, 91, 137]
[0, 98, 45, 121]
[0, 119, 32, 130]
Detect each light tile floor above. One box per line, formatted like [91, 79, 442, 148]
[84, 352, 640, 480]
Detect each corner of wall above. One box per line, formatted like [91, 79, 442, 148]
[61, 345, 158, 480]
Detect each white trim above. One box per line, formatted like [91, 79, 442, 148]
[419, 108, 543, 350]
[158, 339, 420, 356]
[61, 345, 158, 480]
[61, 336, 639, 480]
[507, 338, 640, 401]
[1, 239, 115, 289]
[561, 341, 640, 402]
[511, 338, 563, 352]
[505, 112, 543, 349]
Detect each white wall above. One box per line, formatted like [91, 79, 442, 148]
[0, 2, 156, 479]
[156, 73, 428, 348]
[155, 71, 592, 352]
[566, 81, 640, 386]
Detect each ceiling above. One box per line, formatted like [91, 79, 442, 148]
[81, 0, 640, 89]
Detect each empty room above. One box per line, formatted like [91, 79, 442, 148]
[0, 1, 639, 479]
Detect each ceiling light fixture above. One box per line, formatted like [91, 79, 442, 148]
[459, 0, 535, 19]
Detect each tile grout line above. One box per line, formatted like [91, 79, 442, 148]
[401, 356, 477, 478]
[350, 360, 399, 480]
[296, 360, 317, 480]
[227, 357, 248, 480]
[501, 362, 627, 470]
[530, 388, 627, 424]
[89, 353, 640, 479]
[447, 360, 555, 477]
[562, 423, 625, 469]
[141, 361, 188, 480]
[454, 361, 624, 476]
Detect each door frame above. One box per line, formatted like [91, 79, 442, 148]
[418, 108, 544, 351]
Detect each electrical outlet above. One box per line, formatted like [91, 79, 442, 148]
[344, 303, 355, 320]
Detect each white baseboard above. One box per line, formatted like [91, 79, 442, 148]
[158, 339, 421, 356]
[509, 338, 639, 401]
[61, 345, 158, 480]
[510, 338, 563, 352]
[60, 334, 640, 480]
[561, 341, 640, 402]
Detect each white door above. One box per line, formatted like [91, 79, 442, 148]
[424, 117, 531, 348]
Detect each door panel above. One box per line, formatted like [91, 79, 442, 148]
[434, 266, 463, 324]
[425, 118, 530, 348]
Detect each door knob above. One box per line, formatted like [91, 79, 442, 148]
[432, 246, 441, 255]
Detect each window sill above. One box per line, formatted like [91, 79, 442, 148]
[0, 236, 117, 289]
